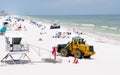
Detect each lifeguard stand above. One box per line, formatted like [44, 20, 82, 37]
[1, 32, 31, 64]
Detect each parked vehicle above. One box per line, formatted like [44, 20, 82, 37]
[57, 37, 95, 59]
[50, 23, 60, 29]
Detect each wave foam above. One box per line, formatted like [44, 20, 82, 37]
[110, 27, 118, 30]
[101, 26, 109, 28]
[81, 24, 95, 27]
[118, 29, 120, 31]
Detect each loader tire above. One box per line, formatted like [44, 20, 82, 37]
[74, 50, 83, 59]
[60, 48, 69, 57]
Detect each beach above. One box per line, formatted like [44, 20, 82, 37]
[0, 15, 120, 75]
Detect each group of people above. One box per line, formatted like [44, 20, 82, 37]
[0, 16, 28, 35]
[52, 31, 71, 38]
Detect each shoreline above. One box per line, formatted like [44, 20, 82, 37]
[62, 24, 120, 45]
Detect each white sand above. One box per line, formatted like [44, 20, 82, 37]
[0, 16, 120, 75]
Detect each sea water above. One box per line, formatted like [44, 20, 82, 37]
[28, 15, 120, 41]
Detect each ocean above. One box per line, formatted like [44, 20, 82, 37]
[27, 15, 120, 41]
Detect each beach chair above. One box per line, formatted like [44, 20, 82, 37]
[11, 38, 21, 51]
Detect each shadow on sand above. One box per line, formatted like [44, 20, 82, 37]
[83, 57, 95, 60]
[1, 60, 31, 65]
[41, 58, 62, 63]
[0, 58, 62, 66]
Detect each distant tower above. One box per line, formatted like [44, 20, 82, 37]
[0, 10, 5, 14]
[0, 10, 8, 16]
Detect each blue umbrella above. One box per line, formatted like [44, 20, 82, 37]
[72, 35, 81, 38]
[0, 25, 7, 33]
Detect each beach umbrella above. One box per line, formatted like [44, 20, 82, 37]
[72, 35, 81, 38]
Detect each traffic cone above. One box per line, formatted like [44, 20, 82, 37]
[73, 57, 79, 64]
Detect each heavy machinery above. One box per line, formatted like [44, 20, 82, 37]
[57, 37, 95, 59]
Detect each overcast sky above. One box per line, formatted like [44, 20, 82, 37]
[0, 0, 120, 15]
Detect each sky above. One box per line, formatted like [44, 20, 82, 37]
[0, 0, 120, 15]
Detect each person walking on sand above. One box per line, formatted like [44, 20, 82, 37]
[52, 46, 57, 60]
[18, 24, 22, 30]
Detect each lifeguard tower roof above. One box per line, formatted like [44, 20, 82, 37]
[5, 31, 23, 38]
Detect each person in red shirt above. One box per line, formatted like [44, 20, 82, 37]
[52, 46, 56, 60]
[18, 24, 22, 30]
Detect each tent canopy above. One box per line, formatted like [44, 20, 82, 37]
[72, 35, 81, 38]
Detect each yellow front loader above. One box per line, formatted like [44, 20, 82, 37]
[57, 38, 95, 59]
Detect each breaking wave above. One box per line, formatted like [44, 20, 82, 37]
[110, 27, 118, 30]
[80, 24, 95, 27]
